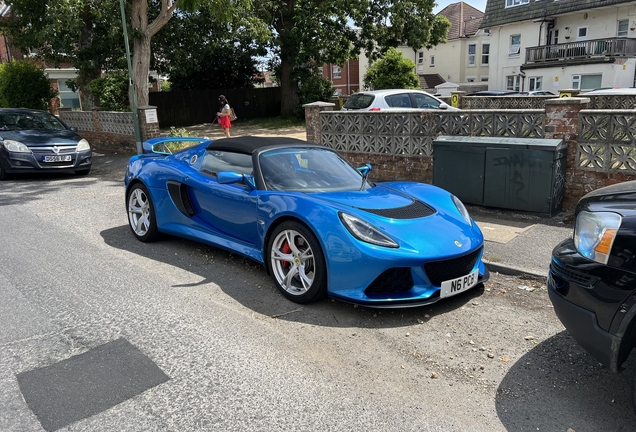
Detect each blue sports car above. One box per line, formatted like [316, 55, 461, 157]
[124, 136, 489, 307]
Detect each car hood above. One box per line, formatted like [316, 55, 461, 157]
[0, 129, 81, 147]
[309, 184, 482, 255]
[312, 185, 414, 209]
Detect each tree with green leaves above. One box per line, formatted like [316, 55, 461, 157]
[257, 0, 450, 116]
[363, 48, 419, 90]
[151, 4, 270, 91]
[0, 60, 57, 110]
[0, 0, 125, 110]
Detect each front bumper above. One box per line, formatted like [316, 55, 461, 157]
[547, 278, 622, 371]
[0, 148, 92, 174]
[548, 238, 636, 372]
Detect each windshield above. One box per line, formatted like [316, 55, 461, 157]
[342, 94, 375, 110]
[260, 148, 370, 192]
[0, 112, 68, 131]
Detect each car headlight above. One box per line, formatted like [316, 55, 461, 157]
[76, 138, 90, 152]
[452, 195, 472, 226]
[2, 139, 31, 153]
[574, 211, 622, 264]
[339, 212, 398, 248]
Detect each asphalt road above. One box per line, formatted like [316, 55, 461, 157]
[1, 151, 635, 431]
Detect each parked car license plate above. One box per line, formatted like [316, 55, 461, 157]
[43, 155, 72, 162]
[440, 270, 479, 298]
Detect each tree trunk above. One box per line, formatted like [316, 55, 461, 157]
[279, 57, 299, 118]
[76, 68, 101, 110]
[131, 0, 150, 108]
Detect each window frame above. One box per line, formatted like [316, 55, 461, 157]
[468, 43, 477, 66]
[528, 76, 543, 91]
[505, 0, 529, 8]
[506, 75, 521, 92]
[618, 19, 629, 37]
[481, 43, 490, 65]
[430, 55, 435, 67]
[571, 73, 602, 91]
[332, 65, 341, 79]
[509, 34, 521, 56]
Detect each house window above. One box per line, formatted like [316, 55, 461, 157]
[618, 20, 629, 37]
[468, 44, 476, 66]
[505, 0, 529, 7]
[553, 30, 559, 44]
[577, 27, 588, 40]
[481, 44, 490, 65]
[57, 80, 81, 110]
[332, 66, 341, 79]
[430, 56, 435, 67]
[528, 77, 542, 91]
[509, 34, 521, 56]
[467, 76, 476, 83]
[418, 52, 424, 64]
[572, 74, 602, 91]
[481, 75, 489, 82]
[506, 75, 521, 91]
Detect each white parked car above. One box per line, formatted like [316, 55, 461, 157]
[580, 88, 636, 95]
[341, 89, 458, 111]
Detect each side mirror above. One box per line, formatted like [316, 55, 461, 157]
[356, 163, 372, 176]
[217, 171, 244, 184]
[217, 172, 256, 190]
[438, 102, 449, 110]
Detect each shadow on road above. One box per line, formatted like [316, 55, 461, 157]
[100, 224, 485, 329]
[495, 331, 636, 431]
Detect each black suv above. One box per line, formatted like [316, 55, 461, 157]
[548, 181, 636, 372]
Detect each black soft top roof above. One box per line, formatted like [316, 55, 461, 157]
[206, 136, 324, 154]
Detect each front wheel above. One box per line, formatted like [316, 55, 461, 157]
[127, 183, 160, 242]
[267, 221, 327, 304]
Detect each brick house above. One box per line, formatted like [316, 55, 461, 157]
[320, 61, 360, 95]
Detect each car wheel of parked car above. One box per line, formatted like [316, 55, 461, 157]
[268, 221, 327, 304]
[75, 168, 91, 176]
[127, 183, 160, 242]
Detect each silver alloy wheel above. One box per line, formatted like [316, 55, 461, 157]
[270, 229, 316, 295]
[128, 187, 151, 237]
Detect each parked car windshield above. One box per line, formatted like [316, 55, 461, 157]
[260, 148, 368, 192]
[0, 112, 67, 131]
[342, 94, 375, 110]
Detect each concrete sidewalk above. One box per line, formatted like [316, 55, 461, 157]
[469, 206, 573, 280]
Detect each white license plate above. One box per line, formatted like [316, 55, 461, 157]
[440, 270, 479, 298]
[43, 155, 72, 162]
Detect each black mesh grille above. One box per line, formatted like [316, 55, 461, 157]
[550, 259, 596, 287]
[424, 248, 482, 287]
[364, 268, 414, 295]
[357, 200, 435, 219]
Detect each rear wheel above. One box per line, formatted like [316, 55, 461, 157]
[267, 221, 327, 304]
[127, 183, 160, 242]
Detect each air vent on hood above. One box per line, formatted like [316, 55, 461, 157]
[357, 200, 435, 219]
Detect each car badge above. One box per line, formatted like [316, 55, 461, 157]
[52, 146, 60, 154]
[454, 240, 462, 248]
[294, 257, 301, 266]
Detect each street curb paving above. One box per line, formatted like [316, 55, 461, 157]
[483, 260, 548, 282]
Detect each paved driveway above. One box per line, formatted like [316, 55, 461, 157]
[0, 152, 634, 431]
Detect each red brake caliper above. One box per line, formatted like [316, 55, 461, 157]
[281, 240, 291, 268]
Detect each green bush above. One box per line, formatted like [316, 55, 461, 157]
[295, 74, 335, 119]
[363, 48, 419, 90]
[88, 71, 130, 111]
[0, 60, 57, 110]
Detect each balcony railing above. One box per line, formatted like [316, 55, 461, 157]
[525, 38, 636, 64]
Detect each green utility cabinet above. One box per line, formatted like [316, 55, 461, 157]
[432, 136, 566, 216]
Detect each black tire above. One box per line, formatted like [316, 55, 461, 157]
[75, 168, 91, 176]
[267, 221, 327, 304]
[126, 183, 160, 242]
